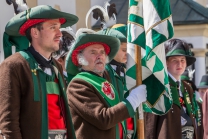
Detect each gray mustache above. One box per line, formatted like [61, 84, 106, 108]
[95, 59, 104, 64]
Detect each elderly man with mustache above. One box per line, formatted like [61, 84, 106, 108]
[65, 31, 147, 139]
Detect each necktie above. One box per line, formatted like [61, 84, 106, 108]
[176, 81, 180, 91]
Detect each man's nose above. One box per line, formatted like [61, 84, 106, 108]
[57, 29, 62, 37]
[177, 61, 183, 66]
[96, 53, 103, 59]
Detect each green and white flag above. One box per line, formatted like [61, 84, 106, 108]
[126, 0, 174, 115]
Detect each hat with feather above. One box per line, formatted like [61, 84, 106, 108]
[165, 38, 196, 66]
[52, 27, 76, 60]
[3, 5, 78, 59]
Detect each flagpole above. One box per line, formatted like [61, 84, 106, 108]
[135, 45, 145, 139]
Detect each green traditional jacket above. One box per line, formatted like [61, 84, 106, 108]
[19, 50, 76, 139]
[105, 64, 137, 139]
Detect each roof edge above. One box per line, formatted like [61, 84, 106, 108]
[182, 0, 208, 18]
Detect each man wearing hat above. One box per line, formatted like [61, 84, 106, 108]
[65, 32, 147, 139]
[198, 75, 208, 139]
[145, 39, 202, 139]
[0, 5, 78, 139]
[53, 26, 76, 85]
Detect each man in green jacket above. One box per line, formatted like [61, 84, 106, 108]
[0, 5, 78, 139]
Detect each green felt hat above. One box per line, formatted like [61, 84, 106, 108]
[198, 75, 208, 89]
[111, 24, 127, 37]
[5, 5, 78, 36]
[165, 39, 196, 66]
[65, 33, 120, 75]
[97, 28, 127, 43]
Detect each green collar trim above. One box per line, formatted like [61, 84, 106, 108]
[73, 72, 127, 138]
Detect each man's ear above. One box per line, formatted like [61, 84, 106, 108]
[31, 28, 39, 38]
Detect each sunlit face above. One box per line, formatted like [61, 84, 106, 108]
[198, 88, 208, 99]
[166, 56, 187, 80]
[114, 42, 127, 63]
[81, 44, 107, 76]
[36, 19, 62, 54]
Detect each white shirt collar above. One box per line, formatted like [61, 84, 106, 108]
[168, 73, 181, 84]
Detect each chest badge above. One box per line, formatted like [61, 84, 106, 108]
[101, 81, 115, 100]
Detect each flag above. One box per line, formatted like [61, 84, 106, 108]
[126, 0, 174, 115]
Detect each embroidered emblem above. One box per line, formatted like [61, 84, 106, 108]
[101, 81, 115, 99]
[31, 69, 37, 75]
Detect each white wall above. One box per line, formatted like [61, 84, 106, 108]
[177, 36, 208, 85]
